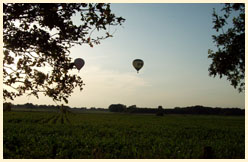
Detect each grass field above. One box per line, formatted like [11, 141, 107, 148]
[3, 111, 245, 159]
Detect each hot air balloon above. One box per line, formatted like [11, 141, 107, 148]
[133, 59, 144, 73]
[74, 58, 85, 72]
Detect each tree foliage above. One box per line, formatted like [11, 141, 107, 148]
[156, 105, 164, 116]
[3, 3, 125, 103]
[108, 104, 127, 112]
[208, 3, 245, 92]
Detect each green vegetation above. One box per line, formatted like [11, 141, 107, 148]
[209, 3, 245, 92]
[3, 111, 244, 159]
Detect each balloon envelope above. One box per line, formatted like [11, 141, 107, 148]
[74, 58, 85, 71]
[133, 59, 144, 73]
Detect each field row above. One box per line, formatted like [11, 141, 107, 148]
[5, 112, 72, 125]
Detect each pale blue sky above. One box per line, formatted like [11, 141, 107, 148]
[10, 3, 245, 109]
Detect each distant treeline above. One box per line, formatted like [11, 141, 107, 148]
[12, 103, 69, 110]
[4, 102, 244, 116]
[7, 103, 105, 111]
[108, 104, 245, 116]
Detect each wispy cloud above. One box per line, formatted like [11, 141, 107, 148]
[69, 65, 151, 107]
[82, 65, 150, 90]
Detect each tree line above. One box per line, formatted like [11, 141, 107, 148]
[3, 102, 244, 116]
[3, 102, 105, 111]
[108, 104, 244, 116]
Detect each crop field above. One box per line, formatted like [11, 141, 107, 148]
[3, 111, 245, 159]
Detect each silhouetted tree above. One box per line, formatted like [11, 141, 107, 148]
[3, 3, 125, 103]
[127, 105, 136, 113]
[128, 105, 136, 109]
[109, 104, 126, 112]
[3, 102, 12, 112]
[208, 3, 245, 92]
[156, 105, 164, 116]
[24, 103, 35, 109]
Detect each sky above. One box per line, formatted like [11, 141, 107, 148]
[7, 3, 245, 109]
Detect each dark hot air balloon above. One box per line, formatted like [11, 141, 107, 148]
[74, 58, 85, 72]
[133, 59, 144, 73]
